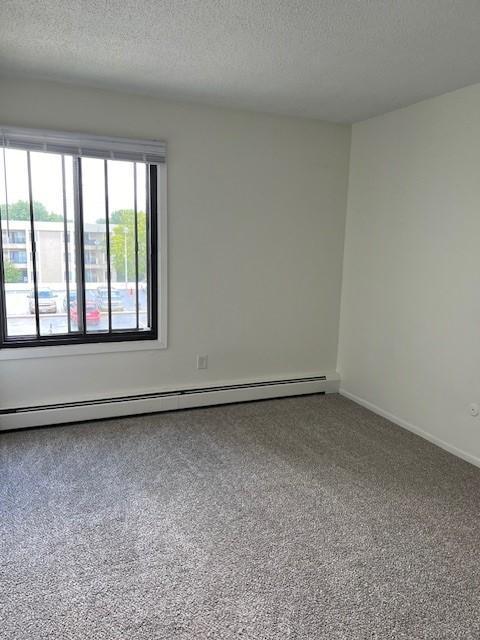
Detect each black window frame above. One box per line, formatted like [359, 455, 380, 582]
[0, 156, 159, 349]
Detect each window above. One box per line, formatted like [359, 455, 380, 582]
[9, 250, 27, 264]
[0, 126, 166, 348]
[2, 229, 26, 244]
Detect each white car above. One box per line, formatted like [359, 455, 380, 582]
[95, 288, 124, 311]
[28, 289, 57, 314]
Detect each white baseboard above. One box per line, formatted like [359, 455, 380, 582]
[0, 372, 340, 430]
[340, 388, 480, 470]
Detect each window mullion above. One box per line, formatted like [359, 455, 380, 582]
[0, 209, 8, 344]
[146, 166, 151, 329]
[147, 164, 158, 332]
[104, 160, 112, 333]
[73, 157, 86, 336]
[26, 151, 40, 339]
[134, 163, 139, 330]
[61, 156, 71, 334]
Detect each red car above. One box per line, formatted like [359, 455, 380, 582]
[70, 302, 101, 326]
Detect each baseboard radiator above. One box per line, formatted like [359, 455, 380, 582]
[0, 373, 339, 431]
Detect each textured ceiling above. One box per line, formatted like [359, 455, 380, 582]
[1, 1, 480, 123]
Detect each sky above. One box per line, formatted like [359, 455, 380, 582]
[0, 148, 147, 224]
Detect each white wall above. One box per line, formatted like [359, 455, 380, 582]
[0, 76, 351, 408]
[338, 82, 480, 465]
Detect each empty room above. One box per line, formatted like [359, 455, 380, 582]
[1, 2, 480, 638]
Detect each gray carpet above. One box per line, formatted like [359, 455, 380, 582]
[1, 394, 480, 639]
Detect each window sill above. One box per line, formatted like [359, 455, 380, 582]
[0, 338, 167, 361]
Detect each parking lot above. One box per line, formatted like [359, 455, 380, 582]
[5, 287, 149, 335]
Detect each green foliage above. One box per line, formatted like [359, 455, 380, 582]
[96, 211, 134, 225]
[3, 258, 23, 283]
[109, 210, 147, 281]
[0, 200, 63, 222]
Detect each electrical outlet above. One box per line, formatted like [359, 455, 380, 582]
[197, 354, 208, 370]
[469, 403, 479, 417]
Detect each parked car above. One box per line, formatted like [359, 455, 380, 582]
[70, 302, 101, 326]
[95, 288, 124, 311]
[63, 290, 77, 311]
[28, 289, 57, 314]
[63, 289, 95, 311]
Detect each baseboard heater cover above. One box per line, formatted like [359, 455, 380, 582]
[0, 374, 339, 430]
